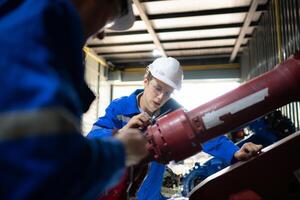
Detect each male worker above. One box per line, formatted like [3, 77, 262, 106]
[0, 0, 147, 199]
[88, 57, 263, 199]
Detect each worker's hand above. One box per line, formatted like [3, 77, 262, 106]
[121, 112, 151, 131]
[115, 128, 148, 166]
[234, 142, 263, 161]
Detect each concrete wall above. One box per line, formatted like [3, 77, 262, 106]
[82, 56, 112, 135]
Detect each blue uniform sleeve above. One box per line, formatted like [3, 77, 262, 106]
[0, 132, 126, 199]
[87, 101, 123, 138]
[83, 136, 126, 199]
[0, 1, 125, 199]
[137, 162, 166, 200]
[202, 135, 239, 165]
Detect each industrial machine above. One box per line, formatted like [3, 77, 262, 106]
[181, 110, 296, 197]
[181, 157, 227, 197]
[146, 53, 300, 163]
[145, 53, 300, 199]
[188, 131, 300, 199]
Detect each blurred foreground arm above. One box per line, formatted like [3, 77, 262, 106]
[115, 128, 148, 166]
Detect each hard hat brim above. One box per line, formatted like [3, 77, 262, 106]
[109, 0, 135, 31]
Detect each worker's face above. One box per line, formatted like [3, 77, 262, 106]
[143, 77, 174, 113]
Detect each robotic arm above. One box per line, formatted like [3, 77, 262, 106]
[146, 54, 300, 164]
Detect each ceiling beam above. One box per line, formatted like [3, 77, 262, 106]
[108, 54, 243, 68]
[135, 5, 267, 20]
[89, 35, 252, 48]
[105, 22, 258, 36]
[132, 0, 166, 57]
[97, 45, 247, 55]
[102, 51, 244, 62]
[230, 0, 260, 62]
[123, 63, 240, 72]
[111, 55, 233, 65]
[114, 54, 243, 70]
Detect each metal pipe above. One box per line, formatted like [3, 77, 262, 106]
[146, 53, 300, 163]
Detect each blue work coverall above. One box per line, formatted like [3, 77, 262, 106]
[0, 0, 126, 199]
[88, 89, 239, 200]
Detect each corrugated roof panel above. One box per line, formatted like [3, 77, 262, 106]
[133, 0, 253, 15]
[89, 27, 254, 46]
[163, 38, 248, 49]
[95, 34, 153, 44]
[106, 12, 261, 32]
[103, 52, 153, 59]
[87, 0, 268, 67]
[158, 27, 254, 40]
[100, 47, 244, 60]
[151, 12, 261, 29]
[94, 43, 156, 53]
[167, 47, 244, 57]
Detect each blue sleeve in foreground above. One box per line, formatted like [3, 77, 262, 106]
[83, 136, 126, 199]
[88, 126, 113, 138]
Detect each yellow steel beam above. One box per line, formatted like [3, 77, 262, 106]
[83, 47, 109, 68]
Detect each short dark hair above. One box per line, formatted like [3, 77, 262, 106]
[144, 68, 154, 81]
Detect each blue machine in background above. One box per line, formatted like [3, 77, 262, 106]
[181, 158, 227, 197]
[181, 110, 296, 197]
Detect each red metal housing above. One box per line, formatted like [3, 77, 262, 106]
[146, 54, 300, 163]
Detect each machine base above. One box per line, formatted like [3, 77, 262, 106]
[189, 131, 300, 200]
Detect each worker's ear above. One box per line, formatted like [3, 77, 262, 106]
[143, 78, 149, 87]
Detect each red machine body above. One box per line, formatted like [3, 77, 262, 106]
[146, 54, 300, 163]
[188, 131, 300, 199]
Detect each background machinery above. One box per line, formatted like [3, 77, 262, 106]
[145, 54, 300, 199]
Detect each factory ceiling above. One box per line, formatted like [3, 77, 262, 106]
[86, 0, 269, 70]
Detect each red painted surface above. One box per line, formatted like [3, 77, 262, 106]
[146, 54, 300, 163]
[188, 131, 300, 199]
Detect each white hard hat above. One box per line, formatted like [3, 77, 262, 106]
[109, 0, 135, 31]
[148, 57, 183, 90]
